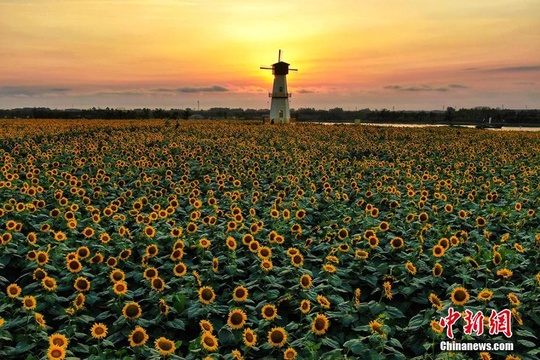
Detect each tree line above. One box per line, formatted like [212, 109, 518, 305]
[1, 106, 539, 125]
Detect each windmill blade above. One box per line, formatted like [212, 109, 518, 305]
[289, 68, 299, 71]
[260, 66, 273, 70]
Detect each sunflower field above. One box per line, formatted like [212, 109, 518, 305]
[0, 119, 539, 360]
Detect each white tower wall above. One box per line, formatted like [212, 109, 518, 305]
[270, 75, 290, 124]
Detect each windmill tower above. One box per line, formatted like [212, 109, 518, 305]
[261, 50, 298, 124]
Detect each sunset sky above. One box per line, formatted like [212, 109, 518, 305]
[1, 0, 539, 110]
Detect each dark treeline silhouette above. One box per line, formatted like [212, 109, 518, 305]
[1, 106, 540, 126]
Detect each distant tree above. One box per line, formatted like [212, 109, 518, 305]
[182, 108, 192, 120]
[445, 107, 456, 125]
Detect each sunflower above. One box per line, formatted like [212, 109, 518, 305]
[429, 293, 443, 311]
[122, 301, 142, 320]
[432, 245, 445, 258]
[337, 228, 348, 240]
[466, 257, 479, 269]
[418, 212, 429, 222]
[284, 347, 298, 360]
[505, 355, 521, 360]
[240, 327, 256, 347]
[379, 221, 390, 232]
[110, 269, 126, 282]
[317, 295, 331, 309]
[42, 276, 57, 291]
[35, 312, 46, 328]
[368, 236, 379, 248]
[33, 268, 47, 281]
[81, 227, 94, 238]
[432, 263, 443, 277]
[438, 238, 450, 249]
[493, 251, 502, 265]
[226, 237, 237, 250]
[497, 268, 513, 279]
[90, 323, 108, 339]
[405, 261, 417, 275]
[290, 253, 304, 267]
[299, 274, 313, 290]
[369, 319, 385, 336]
[76, 246, 90, 259]
[2, 232, 13, 245]
[193, 271, 202, 287]
[113, 281, 128, 296]
[7, 283, 22, 298]
[90, 253, 104, 264]
[267, 327, 287, 348]
[27, 232, 37, 244]
[144, 226, 156, 238]
[199, 319, 214, 333]
[383, 281, 393, 300]
[173, 262, 187, 277]
[154, 336, 176, 356]
[430, 320, 443, 334]
[258, 246, 272, 259]
[158, 298, 169, 315]
[67, 259, 82, 273]
[513, 243, 524, 253]
[261, 304, 278, 320]
[118, 249, 131, 261]
[36, 251, 49, 266]
[74, 277, 91, 292]
[355, 250, 369, 259]
[199, 286, 216, 305]
[106, 257, 118, 268]
[22, 295, 37, 310]
[47, 345, 66, 360]
[149, 276, 165, 291]
[233, 286, 249, 302]
[511, 308, 523, 326]
[73, 293, 86, 309]
[228, 309, 248, 330]
[128, 326, 149, 347]
[476, 216, 487, 227]
[290, 223, 302, 234]
[201, 331, 219, 352]
[261, 259, 273, 271]
[199, 238, 211, 249]
[248, 240, 260, 253]
[450, 287, 470, 306]
[390, 237, 404, 250]
[338, 243, 350, 253]
[145, 244, 159, 257]
[170, 248, 183, 261]
[322, 263, 337, 273]
[99, 233, 111, 244]
[49, 333, 69, 348]
[477, 289, 493, 302]
[507, 293, 520, 307]
[300, 299, 311, 314]
[311, 313, 330, 335]
[186, 222, 197, 234]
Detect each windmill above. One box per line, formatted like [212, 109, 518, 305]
[260, 50, 298, 124]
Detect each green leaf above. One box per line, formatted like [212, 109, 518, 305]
[343, 338, 365, 355]
[407, 313, 424, 329]
[320, 336, 341, 349]
[518, 339, 536, 347]
[385, 306, 405, 319]
[165, 319, 185, 330]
